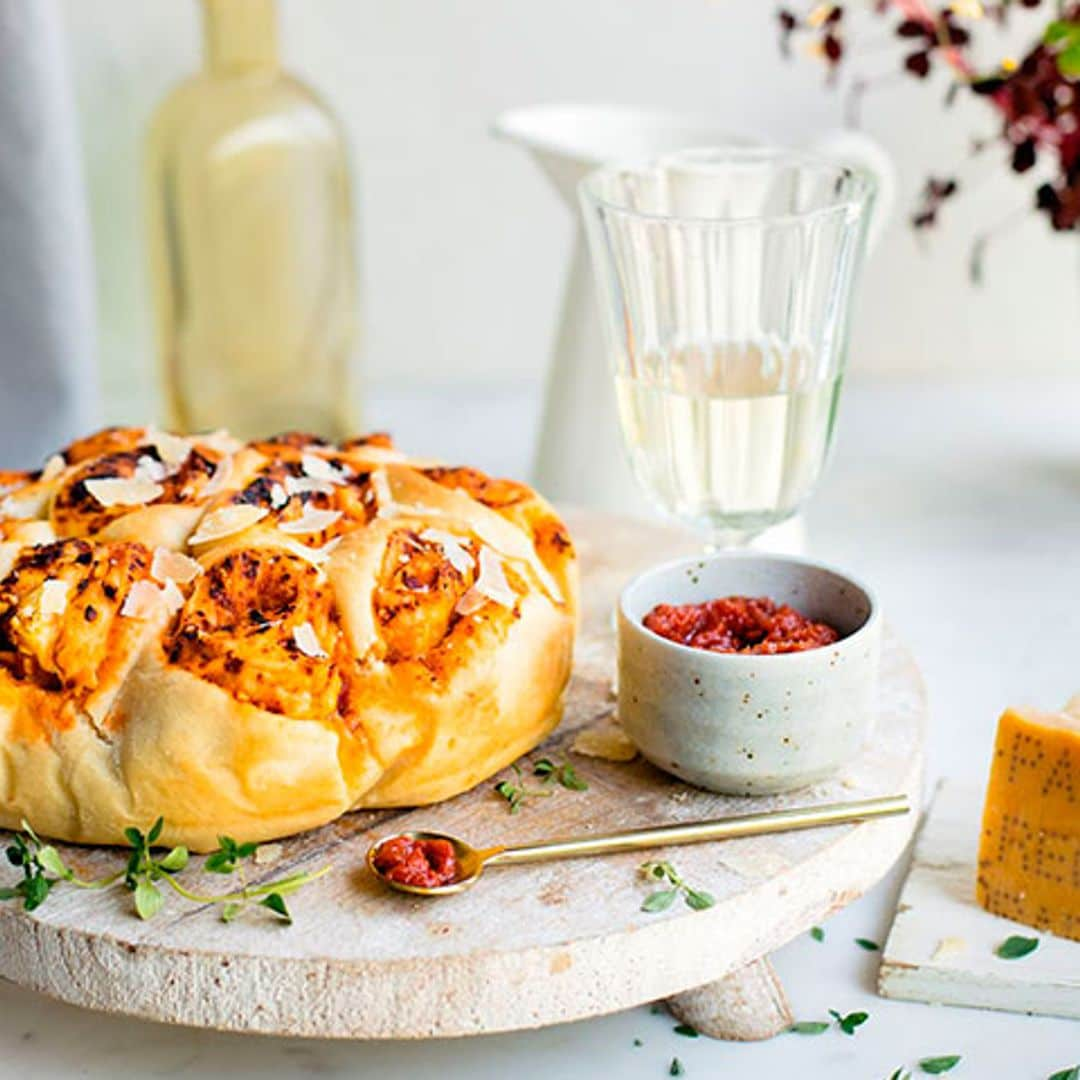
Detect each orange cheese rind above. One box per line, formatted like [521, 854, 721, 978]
[976, 703, 1080, 942]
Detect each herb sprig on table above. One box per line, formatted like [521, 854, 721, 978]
[493, 757, 589, 813]
[0, 818, 328, 924]
[639, 860, 715, 912]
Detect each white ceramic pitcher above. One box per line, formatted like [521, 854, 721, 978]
[492, 104, 895, 551]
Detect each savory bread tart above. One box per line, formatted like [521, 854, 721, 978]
[0, 427, 577, 850]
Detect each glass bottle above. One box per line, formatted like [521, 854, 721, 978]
[145, 0, 359, 440]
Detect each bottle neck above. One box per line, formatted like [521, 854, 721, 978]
[202, 0, 279, 74]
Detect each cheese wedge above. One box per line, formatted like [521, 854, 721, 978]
[976, 704, 1080, 941]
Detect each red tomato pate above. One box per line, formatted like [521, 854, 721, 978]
[643, 595, 840, 655]
[373, 836, 459, 888]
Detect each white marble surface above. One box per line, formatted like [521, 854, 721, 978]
[2, 376, 1079, 1078]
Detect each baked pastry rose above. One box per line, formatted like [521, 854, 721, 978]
[0, 428, 577, 850]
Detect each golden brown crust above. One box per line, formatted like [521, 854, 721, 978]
[0, 428, 577, 849]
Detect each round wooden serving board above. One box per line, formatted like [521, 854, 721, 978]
[0, 509, 925, 1039]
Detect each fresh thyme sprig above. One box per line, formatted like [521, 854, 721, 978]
[639, 860, 715, 913]
[493, 757, 589, 813]
[0, 818, 329, 924]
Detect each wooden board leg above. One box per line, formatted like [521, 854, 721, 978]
[665, 957, 793, 1041]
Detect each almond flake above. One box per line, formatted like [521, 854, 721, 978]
[189, 504, 267, 546]
[419, 528, 474, 575]
[269, 482, 289, 509]
[278, 508, 342, 535]
[301, 453, 350, 485]
[39, 578, 69, 617]
[84, 476, 164, 508]
[151, 547, 202, 585]
[292, 621, 328, 659]
[201, 455, 234, 498]
[284, 474, 336, 498]
[120, 579, 166, 619]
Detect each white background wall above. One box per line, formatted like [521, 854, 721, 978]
[59, 0, 1080, 420]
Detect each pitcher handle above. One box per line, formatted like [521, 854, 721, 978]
[810, 129, 896, 256]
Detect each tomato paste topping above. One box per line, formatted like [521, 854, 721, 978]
[643, 595, 840, 655]
[373, 835, 459, 888]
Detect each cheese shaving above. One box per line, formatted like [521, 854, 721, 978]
[201, 455, 234, 498]
[120, 579, 166, 620]
[281, 536, 341, 568]
[151, 547, 202, 585]
[134, 455, 170, 483]
[84, 476, 164, 508]
[269, 482, 289, 508]
[931, 936, 968, 962]
[40, 454, 66, 482]
[456, 546, 515, 616]
[0, 542, 21, 581]
[571, 718, 639, 762]
[301, 453, 350, 485]
[419, 528, 474, 575]
[145, 427, 192, 468]
[278, 508, 342, 535]
[370, 469, 394, 516]
[0, 492, 42, 520]
[195, 429, 244, 455]
[284, 474, 336, 498]
[159, 577, 186, 615]
[188, 504, 268, 546]
[39, 578, 69, 617]
[292, 621, 328, 659]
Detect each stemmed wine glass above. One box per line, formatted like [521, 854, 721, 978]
[579, 146, 875, 551]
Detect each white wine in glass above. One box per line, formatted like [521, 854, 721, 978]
[580, 147, 874, 550]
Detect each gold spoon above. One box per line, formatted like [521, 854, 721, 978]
[367, 793, 910, 896]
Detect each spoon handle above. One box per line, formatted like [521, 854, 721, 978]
[483, 794, 909, 868]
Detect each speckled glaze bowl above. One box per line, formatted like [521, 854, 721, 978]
[617, 553, 881, 795]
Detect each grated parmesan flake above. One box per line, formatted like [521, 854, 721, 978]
[201, 454, 234, 498]
[278, 507, 342, 535]
[455, 546, 516, 616]
[134, 455, 170, 483]
[159, 577, 186, 615]
[284, 474, 336, 498]
[39, 578, 69, 617]
[120, 579, 167, 620]
[145, 427, 192, 468]
[40, 454, 66, 482]
[0, 492, 41, 519]
[292, 621, 328, 659]
[151, 547, 202, 585]
[301, 453, 350, 485]
[269, 481, 289, 509]
[84, 476, 164, 508]
[189, 504, 268, 545]
[419, 528, 474, 575]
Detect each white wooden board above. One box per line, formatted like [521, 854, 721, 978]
[879, 779, 1080, 1020]
[0, 510, 926, 1038]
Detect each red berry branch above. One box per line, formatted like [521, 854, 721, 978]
[777, 1, 1080, 241]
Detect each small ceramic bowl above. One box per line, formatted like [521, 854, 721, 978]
[617, 552, 881, 795]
